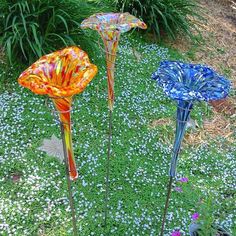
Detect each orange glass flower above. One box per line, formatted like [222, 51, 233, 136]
[19, 46, 97, 97]
[18, 46, 98, 180]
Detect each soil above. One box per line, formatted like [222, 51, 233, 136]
[195, 0, 236, 84]
[195, 0, 236, 115]
[170, 0, 236, 81]
[169, 0, 236, 115]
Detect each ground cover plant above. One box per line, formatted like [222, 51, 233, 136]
[0, 34, 235, 235]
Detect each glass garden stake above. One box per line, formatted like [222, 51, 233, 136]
[81, 12, 147, 229]
[18, 47, 98, 236]
[152, 61, 230, 236]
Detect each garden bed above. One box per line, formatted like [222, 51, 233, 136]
[0, 35, 235, 235]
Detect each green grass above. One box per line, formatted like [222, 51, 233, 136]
[0, 35, 235, 236]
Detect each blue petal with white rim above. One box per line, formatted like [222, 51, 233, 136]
[152, 61, 230, 102]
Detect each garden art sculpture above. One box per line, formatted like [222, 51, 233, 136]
[17, 13, 231, 236]
[152, 61, 230, 236]
[18, 46, 98, 236]
[81, 12, 147, 229]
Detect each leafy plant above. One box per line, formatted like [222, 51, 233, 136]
[197, 198, 218, 236]
[0, 0, 109, 65]
[189, 196, 231, 236]
[114, 0, 203, 41]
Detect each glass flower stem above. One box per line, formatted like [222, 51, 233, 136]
[60, 121, 78, 236]
[170, 101, 193, 177]
[160, 176, 173, 236]
[104, 109, 112, 231]
[103, 37, 118, 232]
[160, 101, 193, 235]
[54, 97, 78, 236]
[102, 36, 119, 111]
[53, 97, 78, 180]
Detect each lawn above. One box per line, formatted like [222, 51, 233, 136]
[0, 35, 235, 236]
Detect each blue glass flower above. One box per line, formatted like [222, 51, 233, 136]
[152, 61, 230, 177]
[152, 61, 230, 102]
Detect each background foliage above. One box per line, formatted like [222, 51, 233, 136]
[0, 0, 113, 65]
[0, 0, 203, 65]
[114, 0, 202, 40]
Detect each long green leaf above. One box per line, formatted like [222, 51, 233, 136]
[19, 35, 27, 59]
[30, 23, 41, 50]
[48, 33, 68, 46]
[56, 14, 69, 33]
[5, 36, 13, 64]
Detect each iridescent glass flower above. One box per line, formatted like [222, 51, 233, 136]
[81, 12, 147, 110]
[81, 12, 147, 229]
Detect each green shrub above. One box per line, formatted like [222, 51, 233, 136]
[0, 0, 110, 65]
[114, 0, 202, 41]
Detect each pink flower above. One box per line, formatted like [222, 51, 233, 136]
[179, 177, 188, 183]
[171, 230, 181, 236]
[174, 186, 183, 192]
[192, 212, 200, 220]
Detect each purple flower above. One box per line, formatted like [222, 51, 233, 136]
[171, 230, 181, 236]
[192, 212, 200, 220]
[174, 186, 183, 192]
[179, 177, 188, 183]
